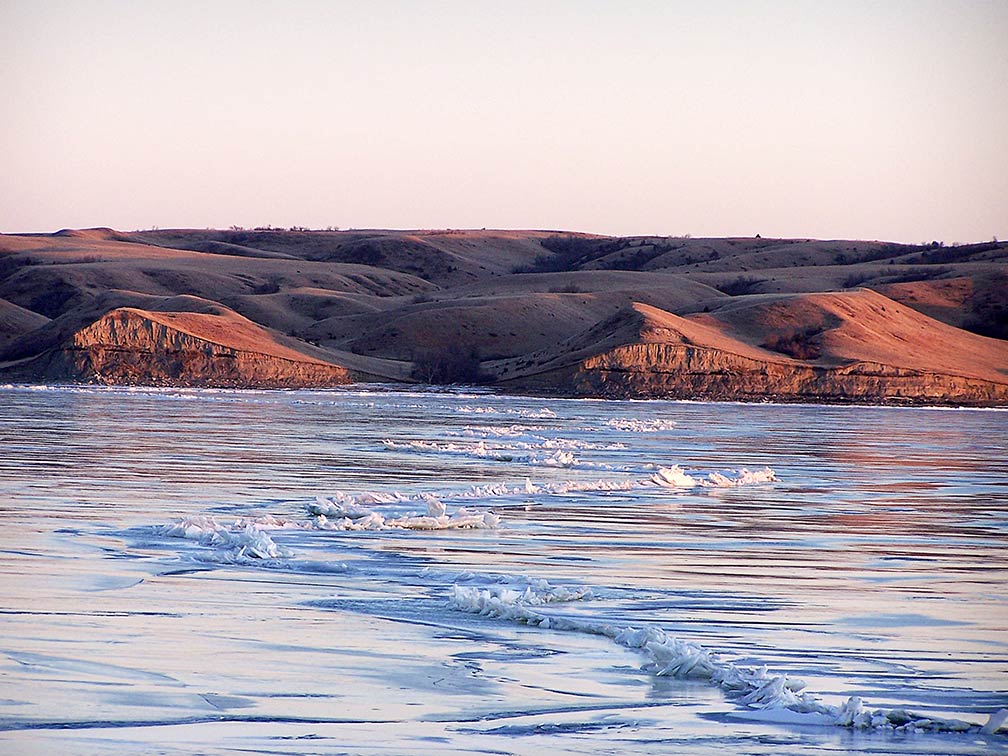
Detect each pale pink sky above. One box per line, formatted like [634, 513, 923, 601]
[2, 1, 1005, 242]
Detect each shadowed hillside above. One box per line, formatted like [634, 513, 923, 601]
[1, 228, 1005, 403]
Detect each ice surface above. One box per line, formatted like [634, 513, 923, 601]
[3, 385, 1005, 756]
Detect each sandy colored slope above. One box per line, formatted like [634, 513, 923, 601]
[1, 228, 1005, 400]
[304, 271, 725, 362]
[501, 298, 1008, 405]
[875, 271, 1008, 339]
[0, 254, 430, 314]
[0, 233, 435, 322]
[529, 235, 1005, 277]
[488, 301, 789, 381]
[325, 294, 615, 360]
[435, 269, 725, 309]
[80, 302, 407, 379]
[876, 278, 976, 326]
[515, 233, 1007, 336]
[230, 288, 386, 336]
[87, 307, 335, 364]
[692, 289, 1008, 384]
[497, 291, 1008, 404]
[0, 298, 50, 344]
[13, 303, 407, 388]
[125, 228, 564, 285]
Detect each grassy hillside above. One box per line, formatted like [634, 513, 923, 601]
[1, 227, 1005, 402]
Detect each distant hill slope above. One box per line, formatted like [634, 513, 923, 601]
[1, 227, 1005, 404]
[499, 295, 1008, 404]
[7, 302, 400, 388]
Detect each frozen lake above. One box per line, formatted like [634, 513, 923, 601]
[0, 385, 1006, 755]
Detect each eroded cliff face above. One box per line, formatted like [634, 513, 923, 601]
[6, 296, 1007, 405]
[34, 308, 358, 388]
[504, 342, 1008, 406]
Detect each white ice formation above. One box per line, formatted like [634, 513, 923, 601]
[380, 438, 623, 469]
[604, 418, 678, 433]
[305, 462, 778, 525]
[651, 465, 778, 489]
[651, 465, 698, 488]
[159, 514, 296, 561]
[454, 405, 558, 419]
[702, 467, 780, 487]
[451, 577, 593, 609]
[307, 493, 500, 531]
[450, 580, 1002, 736]
[380, 433, 780, 485]
[448, 428, 626, 451]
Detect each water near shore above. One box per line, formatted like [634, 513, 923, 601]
[0, 385, 1005, 755]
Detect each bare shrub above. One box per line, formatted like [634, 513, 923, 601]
[412, 344, 487, 385]
[715, 276, 765, 296]
[547, 282, 583, 293]
[761, 327, 822, 360]
[882, 266, 954, 284]
[843, 272, 875, 288]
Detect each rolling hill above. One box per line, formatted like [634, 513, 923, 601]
[1, 228, 1005, 404]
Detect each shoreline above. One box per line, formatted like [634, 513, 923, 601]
[3, 378, 1006, 410]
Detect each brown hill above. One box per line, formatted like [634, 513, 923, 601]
[1, 227, 1005, 404]
[692, 289, 1008, 382]
[11, 302, 399, 388]
[0, 298, 50, 352]
[500, 294, 1008, 405]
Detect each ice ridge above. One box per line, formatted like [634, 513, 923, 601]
[604, 418, 677, 433]
[307, 493, 500, 531]
[159, 515, 297, 561]
[449, 581, 1001, 736]
[307, 463, 778, 522]
[651, 465, 779, 488]
[380, 438, 624, 469]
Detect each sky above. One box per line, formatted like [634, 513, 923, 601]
[1, 1, 1005, 242]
